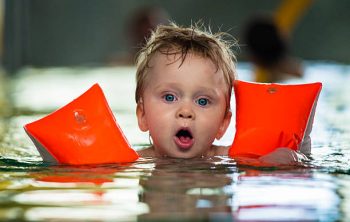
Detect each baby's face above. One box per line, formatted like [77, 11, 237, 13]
[136, 53, 231, 158]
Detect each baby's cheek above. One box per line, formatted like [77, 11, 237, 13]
[148, 113, 172, 139]
[199, 118, 221, 140]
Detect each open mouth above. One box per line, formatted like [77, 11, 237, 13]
[176, 129, 193, 140]
[174, 128, 194, 150]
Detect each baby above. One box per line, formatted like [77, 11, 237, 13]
[134, 23, 307, 165]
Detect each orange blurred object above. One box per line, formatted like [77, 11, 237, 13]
[229, 80, 322, 158]
[24, 84, 139, 165]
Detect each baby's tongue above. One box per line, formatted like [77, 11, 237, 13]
[179, 135, 191, 143]
[175, 130, 194, 149]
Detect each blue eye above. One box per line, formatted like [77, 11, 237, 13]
[164, 94, 176, 102]
[197, 98, 209, 106]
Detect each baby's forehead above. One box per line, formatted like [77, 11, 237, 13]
[148, 51, 217, 71]
[147, 51, 177, 67]
[145, 52, 231, 91]
[143, 50, 230, 85]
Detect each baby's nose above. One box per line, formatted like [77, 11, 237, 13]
[176, 106, 195, 119]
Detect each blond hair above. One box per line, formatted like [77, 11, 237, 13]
[135, 23, 237, 104]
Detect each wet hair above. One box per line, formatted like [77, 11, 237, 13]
[135, 22, 237, 105]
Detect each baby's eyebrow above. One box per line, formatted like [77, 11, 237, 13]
[193, 86, 223, 97]
[154, 83, 222, 98]
[154, 82, 181, 91]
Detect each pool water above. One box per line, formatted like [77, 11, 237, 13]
[0, 62, 350, 221]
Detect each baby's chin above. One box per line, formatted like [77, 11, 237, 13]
[167, 154, 198, 159]
[163, 148, 208, 159]
[153, 143, 211, 159]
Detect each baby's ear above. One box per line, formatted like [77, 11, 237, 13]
[216, 109, 232, 140]
[136, 102, 149, 132]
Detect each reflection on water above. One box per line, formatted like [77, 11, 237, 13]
[138, 158, 234, 221]
[0, 62, 350, 221]
[0, 157, 341, 221]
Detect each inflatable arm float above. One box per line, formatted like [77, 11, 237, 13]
[24, 84, 139, 165]
[24, 81, 321, 164]
[229, 80, 322, 158]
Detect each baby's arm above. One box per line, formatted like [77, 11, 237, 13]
[137, 146, 155, 157]
[216, 145, 308, 166]
[258, 147, 308, 165]
[258, 130, 313, 165]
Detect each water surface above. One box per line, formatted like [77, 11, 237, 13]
[1, 63, 349, 221]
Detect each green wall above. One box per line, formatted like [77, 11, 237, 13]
[4, 0, 350, 72]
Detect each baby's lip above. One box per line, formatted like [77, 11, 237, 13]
[174, 127, 194, 151]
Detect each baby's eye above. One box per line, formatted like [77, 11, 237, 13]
[196, 98, 209, 106]
[163, 94, 176, 102]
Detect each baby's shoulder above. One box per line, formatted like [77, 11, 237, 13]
[211, 145, 229, 156]
[137, 146, 155, 157]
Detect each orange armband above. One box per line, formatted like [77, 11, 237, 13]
[229, 80, 322, 158]
[24, 84, 139, 165]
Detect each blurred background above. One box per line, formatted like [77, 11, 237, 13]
[2, 0, 350, 73]
[1, 2, 350, 221]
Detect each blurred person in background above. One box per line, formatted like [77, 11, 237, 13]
[243, 0, 313, 82]
[109, 6, 170, 65]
